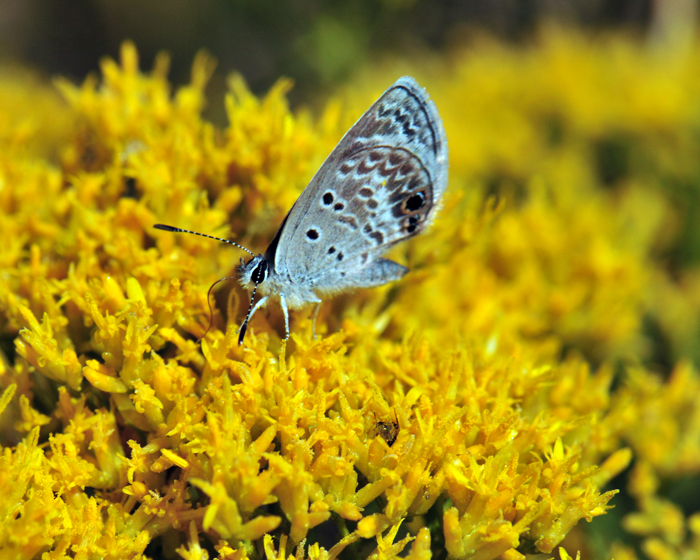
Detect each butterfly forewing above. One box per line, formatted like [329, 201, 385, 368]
[273, 76, 448, 290]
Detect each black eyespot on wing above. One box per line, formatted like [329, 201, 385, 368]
[367, 199, 378, 209]
[359, 187, 373, 198]
[406, 215, 420, 234]
[323, 192, 334, 205]
[306, 229, 319, 240]
[363, 224, 372, 234]
[334, 202, 344, 211]
[393, 188, 430, 219]
[337, 252, 344, 262]
[405, 191, 426, 212]
[328, 246, 336, 254]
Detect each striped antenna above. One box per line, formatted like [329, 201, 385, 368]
[153, 224, 254, 256]
[155, 223, 256, 342]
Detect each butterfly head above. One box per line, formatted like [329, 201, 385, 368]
[237, 254, 269, 291]
[236, 254, 273, 345]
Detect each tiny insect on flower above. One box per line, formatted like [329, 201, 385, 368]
[373, 409, 399, 447]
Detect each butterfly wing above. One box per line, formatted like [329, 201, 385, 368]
[272, 76, 448, 296]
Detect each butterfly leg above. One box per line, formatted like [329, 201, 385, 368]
[247, 295, 270, 324]
[237, 295, 269, 345]
[311, 302, 321, 340]
[280, 293, 290, 341]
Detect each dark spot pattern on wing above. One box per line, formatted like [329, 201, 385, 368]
[338, 215, 359, 230]
[272, 77, 446, 284]
[377, 103, 392, 119]
[346, 83, 441, 158]
[389, 151, 403, 167]
[357, 159, 377, 176]
[324, 146, 435, 250]
[370, 231, 384, 245]
[405, 215, 420, 234]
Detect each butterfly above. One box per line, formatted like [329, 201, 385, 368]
[155, 75, 448, 345]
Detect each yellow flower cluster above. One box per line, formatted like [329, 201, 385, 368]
[1, 31, 699, 560]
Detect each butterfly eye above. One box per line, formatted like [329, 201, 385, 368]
[252, 260, 268, 284]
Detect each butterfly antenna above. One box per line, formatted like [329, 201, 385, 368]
[154, 224, 254, 256]
[238, 284, 258, 346]
[155, 223, 254, 341]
